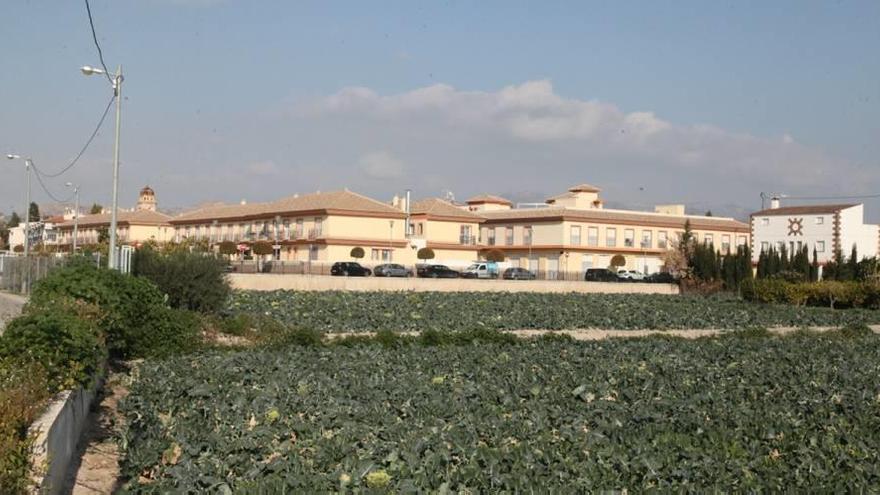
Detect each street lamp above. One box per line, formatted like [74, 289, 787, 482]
[81, 64, 124, 269]
[65, 182, 80, 254]
[389, 220, 394, 262]
[6, 154, 32, 293]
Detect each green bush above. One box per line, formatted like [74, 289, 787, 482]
[29, 261, 201, 359]
[0, 360, 50, 495]
[0, 306, 105, 391]
[133, 247, 230, 313]
[742, 279, 880, 310]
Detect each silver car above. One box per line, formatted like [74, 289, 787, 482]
[374, 263, 413, 277]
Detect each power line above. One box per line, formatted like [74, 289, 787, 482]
[30, 163, 74, 204]
[35, 94, 115, 178]
[783, 193, 880, 201]
[84, 0, 114, 85]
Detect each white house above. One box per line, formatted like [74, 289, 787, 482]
[750, 200, 879, 264]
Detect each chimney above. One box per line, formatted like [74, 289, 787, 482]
[391, 194, 400, 209]
[770, 197, 781, 209]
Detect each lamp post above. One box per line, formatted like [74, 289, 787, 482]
[81, 64, 123, 269]
[389, 220, 394, 262]
[6, 154, 32, 293]
[65, 182, 80, 254]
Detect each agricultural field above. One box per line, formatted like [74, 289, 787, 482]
[227, 290, 880, 332]
[120, 329, 880, 492]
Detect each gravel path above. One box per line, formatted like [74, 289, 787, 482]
[0, 291, 26, 334]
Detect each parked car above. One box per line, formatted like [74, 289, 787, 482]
[374, 263, 412, 277]
[417, 264, 460, 278]
[461, 262, 500, 279]
[584, 268, 621, 282]
[502, 267, 536, 280]
[330, 261, 372, 277]
[645, 272, 676, 284]
[617, 269, 646, 282]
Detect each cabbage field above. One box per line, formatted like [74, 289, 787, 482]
[227, 290, 880, 332]
[120, 330, 880, 492]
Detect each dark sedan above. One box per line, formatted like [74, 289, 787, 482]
[502, 267, 536, 280]
[374, 263, 413, 277]
[584, 268, 621, 282]
[417, 264, 460, 278]
[330, 262, 372, 277]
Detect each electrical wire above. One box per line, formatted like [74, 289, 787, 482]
[29, 163, 75, 203]
[84, 0, 114, 85]
[782, 193, 880, 201]
[35, 94, 115, 178]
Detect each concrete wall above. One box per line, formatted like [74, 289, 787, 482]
[229, 273, 680, 294]
[29, 375, 103, 495]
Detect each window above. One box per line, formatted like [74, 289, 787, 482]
[460, 225, 473, 244]
[658, 231, 668, 249]
[314, 217, 323, 234]
[761, 241, 769, 252]
[815, 217, 824, 225]
[371, 249, 392, 261]
[641, 230, 652, 249]
[570, 226, 581, 245]
[587, 227, 599, 247]
[624, 229, 634, 247]
[523, 226, 533, 246]
[704, 234, 714, 246]
[505, 227, 513, 246]
[737, 235, 747, 246]
[606, 228, 617, 247]
[777, 241, 784, 252]
[487, 227, 496, 246]
[761, 218, 769, 226]
[295, 219, 303, 238]
[721, 235, 731, 253]
[816, 241, 825, 253]
[417, 223, 424, 236]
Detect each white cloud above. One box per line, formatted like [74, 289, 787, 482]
[358, 151, 406, 180]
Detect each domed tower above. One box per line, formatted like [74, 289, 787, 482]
[136, 186, 157, 212]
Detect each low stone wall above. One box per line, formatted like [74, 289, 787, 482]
[29, 374, 103, 495]
[229, 274, 680, 295]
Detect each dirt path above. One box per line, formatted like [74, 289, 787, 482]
[0, 291, 26, 334]
[62, 368, 129, 495]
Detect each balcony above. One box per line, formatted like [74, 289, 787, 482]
[308, 228, 323, 240]
[459, 235, 477, 245]
[624, 239, 634, 248]
[640, 240, 652, 249]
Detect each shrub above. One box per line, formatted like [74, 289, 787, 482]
[0, 306, 105, 391]
[0, 360, 49, 495]
[742, 279, 880, 310]
[133, 247, 231, 313]
[29, 261, 200, 359]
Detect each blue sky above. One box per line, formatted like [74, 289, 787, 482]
[1, 0, 878, 220]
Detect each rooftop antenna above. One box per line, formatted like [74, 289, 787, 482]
[441, 189, 455, 202]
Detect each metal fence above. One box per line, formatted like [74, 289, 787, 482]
[0, 255, 67, 294]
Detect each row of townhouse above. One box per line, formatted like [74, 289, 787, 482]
[42, 183, 755, 277]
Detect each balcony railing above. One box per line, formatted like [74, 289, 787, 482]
[640, 240, 651, 249]
[308, 228, 323, 240]
[459, 235, 477, 245]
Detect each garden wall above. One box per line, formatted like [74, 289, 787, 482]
[228, 274, 680, 295]
[29, 374, 103, 495]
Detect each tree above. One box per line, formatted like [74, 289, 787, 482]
[97, 227, 110, 244]
[705, 210, 713, 217]
[417, 247, 435, 263]
[28, 202, 40, 221]
[609, 254, 626, 269]
[350, 247, 365, 260]
[484, 249, 505, 262]
[218, 241, 237, 257]
[8, 211, 20, 228]
[252, 241, 273, 256]
[89, 203, 103, 215]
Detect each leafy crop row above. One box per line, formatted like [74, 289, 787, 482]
[228, 290, 880, 332]
[120, 330, 880, 492]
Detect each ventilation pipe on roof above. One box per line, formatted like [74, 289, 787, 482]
[770, 196, 781, 209]
[405, 189, 412, 237]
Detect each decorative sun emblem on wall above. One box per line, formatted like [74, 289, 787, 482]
[787, 218, 804, 236]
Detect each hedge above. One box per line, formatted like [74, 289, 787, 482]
[741, 280, 880, 309]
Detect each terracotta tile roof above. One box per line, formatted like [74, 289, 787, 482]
[481, 207, 749, 231]
[751, 204, 857, 217]
[271, 190, 403, 216]
[56, 210, 172, 228]
[568, 183, 602, 193]
[546, 191, 576, 203]
[410, 198, 485, 221]
[465, 194, 512, 206]
[171, 190, 404, 224]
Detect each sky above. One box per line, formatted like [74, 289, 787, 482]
[1, 0, 878, 221]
